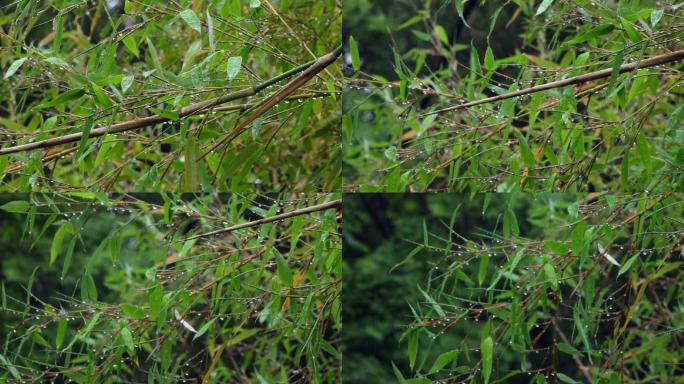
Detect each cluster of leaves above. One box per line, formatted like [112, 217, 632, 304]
[0, 0, 341, 192]
[344, 0, 684, 192]
[394, 193, 684, 383]
[0, 192, 341, 383]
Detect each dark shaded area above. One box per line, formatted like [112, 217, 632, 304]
[343, 0, 527, 79]
[342, 193, 535, 382]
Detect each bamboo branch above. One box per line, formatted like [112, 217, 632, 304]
[0, 45, 342, 156]
[424, 48, 684, 116]
[185, 199, 341, 241]
[200, 45, 342, 158]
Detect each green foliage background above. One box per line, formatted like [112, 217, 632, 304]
[343, 193, 684, 383]
[343, 0, 684, 192]
[0, 192, 341, 383]
[0, 0, 341, 192]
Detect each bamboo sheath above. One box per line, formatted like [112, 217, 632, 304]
[424, 48, 684, 116]
[0, 45, 342, 156]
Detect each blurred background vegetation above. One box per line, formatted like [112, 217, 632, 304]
[343, 193, 684, 383]
[342, 193, 537, 382]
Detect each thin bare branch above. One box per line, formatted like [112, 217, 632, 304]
[424, 49, 684, 116]
[185, 199, 342, 241]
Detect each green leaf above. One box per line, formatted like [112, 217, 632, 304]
[650, 9, 663, 27]
[607, 47, 624, 95]
[56, 317, 67, 349]
[34, 88, 85, 109]
[108, 235, 120, 264]
[91, 83, 112, 108]
[503, 208, 519, 237]
[481, 336, 493, 384]
[349, 35, 361, 71]
[119, 326, 135, 352]
[193, 317, 216, 340]
[124, 0, 132, 13]
[121, 75, 134, 93]
[618, 252, 640, 276]
[516, 135, 536, 168]
[0, 201, 30, 213]
[567, 202, 579, 218]
[418, 285, 445, 317]
[384, 146, 397, 161]
[250, 0, 261, 8]
[557, 373, 580, 384]
[543, 262, 558, 290]
[620, 18, 641, 43]
[478, 253, 489, 286]
[43, 57, 69, 67]
[150, 108, 179, 121]
[179, 9, 202, 34]
[226, 56, 242, 79]
[225, 328, 260, 347]
[563, 24, 614, 46]
[635, 133, 651, 170]
[207, 10, 215, 51]
[50, 223, 71, 266]
[81, 272, 97, 301]
[0, 353, 20, 379]
[535, 0, 554, 16]
[557, 342, 581, 356]
[454, 0, 470, 28]
[390, 244, 425, 273]
[149, 285, 163, 320]
[122, 35, 139, 57]
[428, 350, 457, 374]
[121, 303, 145, 319]
[484, 46, 495, 71]
[408, 330, 418, 371]
[273, 249, 293, 286]
[4, 58, 27, 79]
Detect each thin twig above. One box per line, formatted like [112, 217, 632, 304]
[185, 199, 342, 241]
[424, 49, 684, 116]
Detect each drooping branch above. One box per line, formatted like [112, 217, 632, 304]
[424, 48, 684, 116]
[185, 199, 342, 240]
[200, 45, 343, 157]
[0, 45, 342, 156]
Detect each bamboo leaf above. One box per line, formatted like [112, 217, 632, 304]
[50, 223, 71, 266]
[56, 317, 67, 349]
[428, 350, 457, 374]
[390, 244, 425, 273]
[179, 9, 202, 34]
[0, 201, 30, 213]
[481, 336, 493, 384]
[4, 58, 27, 79]
[349, 35, 361, 71]
[226, 56, 242, 79]
[535, 0, 555, 16]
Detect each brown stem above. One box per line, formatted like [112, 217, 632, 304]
[425, 49, 684, 116]
[184, 199, 342, 241]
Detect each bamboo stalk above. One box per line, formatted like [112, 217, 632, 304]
[0, 45, 342, 156]
[424, 48, 684, 116]
[185, 199, 341, 241]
